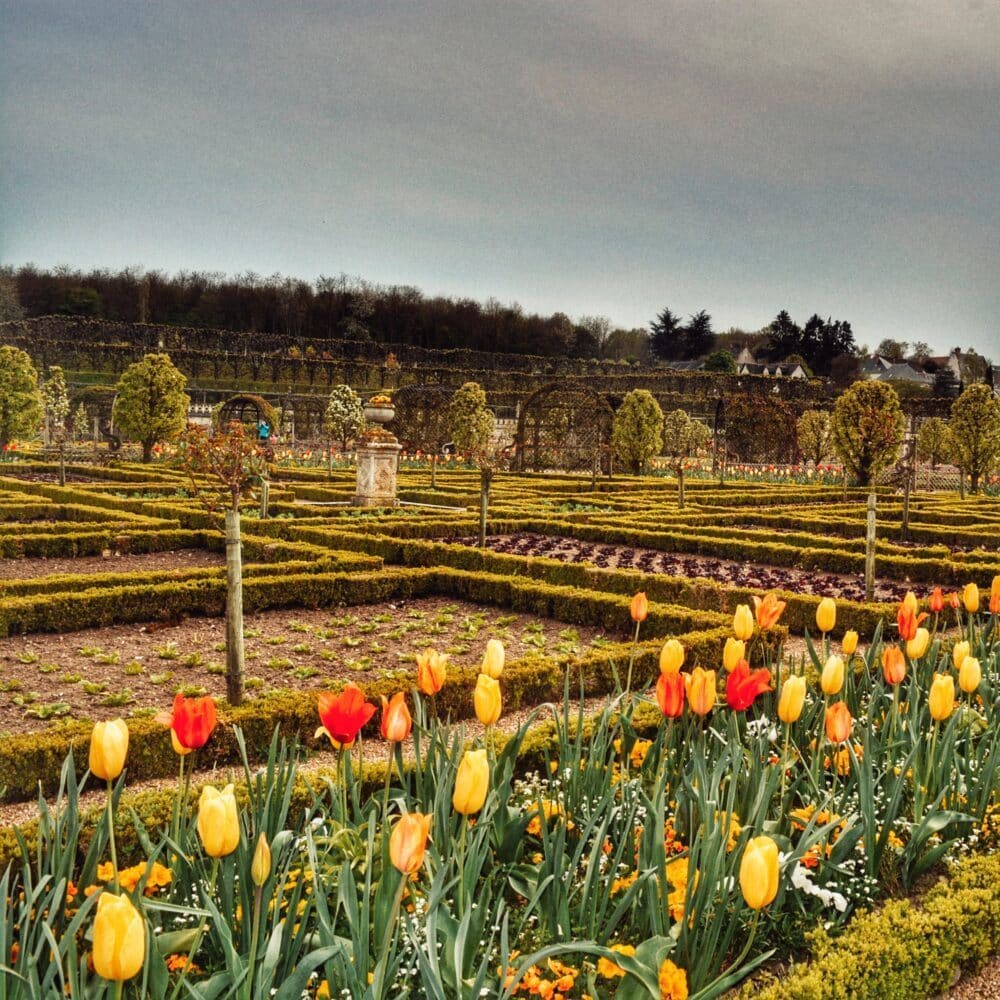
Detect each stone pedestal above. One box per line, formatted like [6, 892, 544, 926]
[354, 437, 402, 507]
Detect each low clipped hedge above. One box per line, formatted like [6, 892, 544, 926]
[743, 852, 1000, 999]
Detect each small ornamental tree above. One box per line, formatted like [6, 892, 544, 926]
[71, 403, 90, 443]
[448, 382, 496, 547]
[612, 389, 664, 474]
[661, 409, 710, 507]
[324, 384, 365, 454]
[831, 380, 904, 486]
[42, 365, 72, 484]
[916, 417, 955, 470]
[178, 421, 268, 707]
[0, 345, 43, 447]
[949, 383, 1000, 494]
[796, 409, 835, 467]
[113, 353, 190, 462]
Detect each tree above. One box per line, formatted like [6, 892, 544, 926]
[0, 345, 43, 447]
[324, 384, 365, 453]
[764, 311, 803, 363]
[113, 353, 190, 462]
[910, 341, 932, 362]
[829, 353, 862, 388]
[41, 365, 70, 443]
[796, 409, 835, 466]
[603, 328, 652, 363]
[612, 389, 664, 474]
[682, 310, 715, 359]
[179, 422, 269, 706]
[949, 383, 1000, 493]
[933, 367, 961, 398]
[704, 350, 737, 373]
[650, 307, 683, 361]
[916, 417, 954, 469]
[831, 380, 904, 486]
[876, 339, 908, 363]
[724, 394, 798, 464]
[0, 270, 24, 322]
[800, 315, 856, 375]
[71, 403, 90, 442]
[661, 409, 709, 507]
[448, 382, 496, 546]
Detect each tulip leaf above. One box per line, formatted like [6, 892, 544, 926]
[154, 928, 201, 956]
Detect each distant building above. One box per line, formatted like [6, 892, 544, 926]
[737, 362, 807, 379]
[868, 362, 934, 386]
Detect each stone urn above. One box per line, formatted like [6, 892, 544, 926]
[363, 403, 395, 426]
[354, 396, 400, 506]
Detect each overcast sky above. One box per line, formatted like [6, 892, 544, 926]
[2, 1, 997, 357]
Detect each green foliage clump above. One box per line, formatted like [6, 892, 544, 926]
[949, 382, 1000, 493]
[0, 344, 43, 446]
[831, 380, 904, 486]
[612, 388, 664, 474]
[112, 352, 190, 462]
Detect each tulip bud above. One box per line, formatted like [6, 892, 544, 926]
[959, 657, 982, 695]
[630, 592, 648, 623]
[777, 675, 806, 724]
[882, 646, 906, 685]
[905, 627, 930, 661]
[952, 640, 971, 670]
[416, 650, 447, 696]
[473, 673, 502, 726]
[685, 667, 716, 716]
[659, 639, 685, 676]
[825, 701, 853, 744]
[389, 812, 432, 874]
[453, 749, 489, 815]
[92, 892, 145, 981]
[815, 598, 836, 635]
[90, 719, 129, 781]
[197, 784, 240, 858]
[842, 630, 859, 656]
[963, 583, 980, 614]
[733, 604, 754, 641]
[722, 638, 745, 673]
[251, 833, 271, 887]
[481, 638, 505, 679]
[949, 591, 961, 610]
[820, 655, 845, 696]
[739, 836, 780, 910]
[380, 692, 412, 742]
[929, 673, 955, 722]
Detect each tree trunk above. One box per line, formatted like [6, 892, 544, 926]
[142, 441, 152, 463]
[478, 469, 492, 548]
[431, 453, 438, 488]
[259, 476, 270, 519]
[864, 492, 877, 602]
[58, 442, 66, 487]
[678, 466, 685, 509]
[224, 507, 245, 707]
[971, 471, 980, 495]
[959, 468, 966, 499]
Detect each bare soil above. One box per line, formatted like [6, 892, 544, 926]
[467, 533, 926, 603]
[0, 548, 223, 581]
[0, 597, 612, 737]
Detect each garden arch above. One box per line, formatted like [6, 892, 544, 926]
[515, 381, 614, 473]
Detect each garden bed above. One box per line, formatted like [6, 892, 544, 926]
[0, 547, 222, 580]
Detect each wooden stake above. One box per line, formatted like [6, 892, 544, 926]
[864, 492, 877, 602]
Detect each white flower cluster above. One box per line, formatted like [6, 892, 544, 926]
[790, 862, 848, 913]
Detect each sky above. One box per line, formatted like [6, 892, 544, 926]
[2, 1, 998, 358]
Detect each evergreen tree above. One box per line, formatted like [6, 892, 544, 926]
[683, 310, 715, 359]
[612, 389, 664, 474]
[0, 345, 43, 446]
[112, 353, 190, 462]
[650, 307, 683, 361]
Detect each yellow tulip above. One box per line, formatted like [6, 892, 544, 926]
[659, 639, 685, 675]
[777, 675, 807, 724]
[389, 812, 432, 874]
[733, 604, 754, 641]
[959, 657, 982, 695]
[842, 630, 859, 656]
[416, 649, 447, 696]
[815, 598, 836, 635]
[453, 749, 489, 815]
[952, 640, 970, 670]
[92, 892, 145, 981]
[89, 719, 129, 781]
[686, 667, 716, 716]
[722, 638, 745, 673]
[481, 638, 505, 679]
[820, 655, 845, 696]
[963, 583, 980, 613]
[171, 729, 194, 757]
[197, 784, 240, 858]
[473, 673, 502, 726]
[739, 836, 780, 910]
[901, 591, 918, 617]
[905, 627, 930, 661]
[251, 833, 271, 887]
[929, 673, 955, 722]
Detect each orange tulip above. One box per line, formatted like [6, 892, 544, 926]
[882, 646, 906, 685]
[686, 667, 716, 716]
[928, 586, 944, 613]
[753, 592, 786, 630]
[630, 592, 648, 623]
[949, 591, 961, 610]
[897, 594, 928, 642]
[991, 575, 1000, 614]
[656, 671, 685, 718]
[825, 701, 852, 744]
[389, 812, 432, 874]
[416, 649, 447, 696]
[380, 692, 412, 742]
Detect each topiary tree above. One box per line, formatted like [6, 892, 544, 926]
[796, 409, 835, 467]
[661, 409, 710, 507]
[831, 380, 904, 486]
[113, 353, 190, 462]
[0, 345, 43, 447]
[704, 350, 737, 373]
[324, 384, 365, 472]
[916, 417, 955, 470]
[612, 389, 664, 474]
[448, 382, 496, 546]
[949, 383, 1000, 494]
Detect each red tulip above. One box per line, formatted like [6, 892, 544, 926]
[656, 671, 685, 718]
[927, 587, 944, 614]
[896, 599, 928, 642]
[161, 694, 217, 751]
[317, 684, 377, 748]
[725, 660, 772, 712]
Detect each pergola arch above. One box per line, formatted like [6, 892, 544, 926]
[515, 380, 614, 473]
[217, 394, 278, 431]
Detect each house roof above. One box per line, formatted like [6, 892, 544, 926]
[871, 363, 934, 384]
